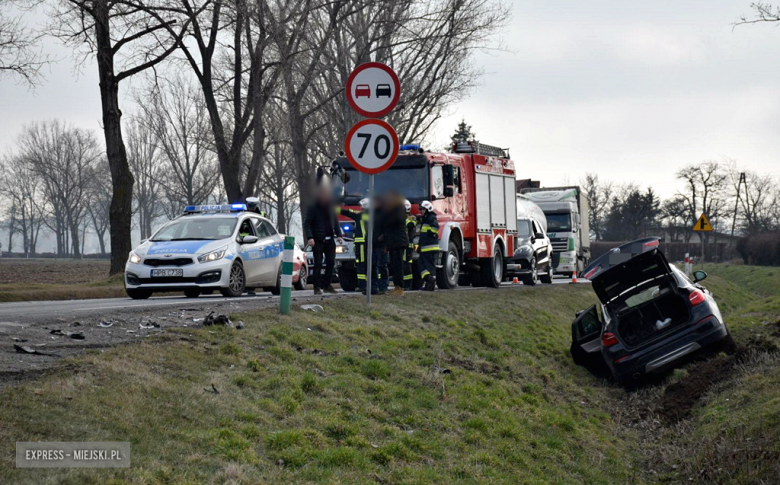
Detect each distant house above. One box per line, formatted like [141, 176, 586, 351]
[516, 179, 540, 191]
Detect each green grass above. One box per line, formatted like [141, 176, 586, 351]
[0, 264, 777, 483]
[0, 279, 126, 302]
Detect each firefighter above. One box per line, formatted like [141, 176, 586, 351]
[418, 200, 439, 291]
[246, 196, 266, 217]
[337, 198, 370, 292]
[403, 199, 416, 290]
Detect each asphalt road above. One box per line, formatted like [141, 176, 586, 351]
[0, 277, 584, 324]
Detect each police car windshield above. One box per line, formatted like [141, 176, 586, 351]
[150, 217, 238, 241]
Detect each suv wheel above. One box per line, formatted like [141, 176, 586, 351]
[522, 257, 538, 286]
[220, 261, 246, 297]
[539, 263, 553, 284]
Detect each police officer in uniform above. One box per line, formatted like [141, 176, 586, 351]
[418, 200, 439, 291]
[403, 199, 416, 290]
[246, 197, 266, 217]
[338, 198, 370, 293]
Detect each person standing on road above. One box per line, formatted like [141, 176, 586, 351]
[304, 185, 343, 295]
[403, 199, 416, 290]
[338, 198, 370, 292]
[383, 192, 410, 296]
[418, 200, 439, 291]
[369, 196, 388, 295]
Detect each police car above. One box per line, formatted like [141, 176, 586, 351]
[124, 204, 286, 299]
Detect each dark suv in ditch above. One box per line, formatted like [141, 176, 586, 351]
[570, 237, 734, 385]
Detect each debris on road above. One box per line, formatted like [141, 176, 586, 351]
[301, 304, 324, 312]
[203, 311, 233, 327]
[139, 322, 160, 330]
[98, 321, 113, 328]
[50, 330, 86, 340]
[236, 320, 245, 330]
[204, 384, 220, 394]
[13, 344, 56, 356]
[11, 337, 28, 343]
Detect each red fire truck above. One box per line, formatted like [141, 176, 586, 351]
[332, 141, 518, 290]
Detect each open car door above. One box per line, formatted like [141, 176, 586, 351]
[570, 305, 609, 376]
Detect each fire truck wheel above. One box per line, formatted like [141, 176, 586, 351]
[480, 243, 504, 288]
[339, 268, 358, 292]
[436, 240, 460, 290]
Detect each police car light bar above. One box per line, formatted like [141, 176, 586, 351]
[184, 204, 247, 214]
[400, 144, 421, 151]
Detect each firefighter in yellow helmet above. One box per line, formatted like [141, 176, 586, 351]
[418, 200, 439, 291]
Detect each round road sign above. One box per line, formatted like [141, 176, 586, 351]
[345, 62, 401, 118]
[344, 119, 399, 175]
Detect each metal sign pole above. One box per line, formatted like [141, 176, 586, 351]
[366, 174, 375, 304]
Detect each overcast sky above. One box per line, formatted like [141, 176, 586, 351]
[2, 0, 779, 201]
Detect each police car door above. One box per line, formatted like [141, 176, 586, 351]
[236, 217, 263, 285]
[253, 218, 284, 286]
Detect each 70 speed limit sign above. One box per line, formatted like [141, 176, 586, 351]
[344, 119, 399, 175]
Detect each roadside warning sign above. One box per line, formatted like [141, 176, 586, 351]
[345, 62, 401, 118]
[693, 213, 713, 232]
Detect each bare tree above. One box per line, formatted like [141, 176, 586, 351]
[0, 154, 47, 255]
[136, 74, 219, 209]
[581, 173, 613, 240]
[661, 196, 690, 243]
[125, 118, 161, 239]
[47, 0, 191, 272]
[737, 3, 780, 25]
[85, 159, 112, 253]
[17, 120, 101, 258]
[676, 161, 729, 238]
[0, 0, 48, 85]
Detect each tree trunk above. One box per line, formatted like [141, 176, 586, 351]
[95, 0, 134, 275]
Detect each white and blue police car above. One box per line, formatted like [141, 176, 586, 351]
[124, 204, 285, 299]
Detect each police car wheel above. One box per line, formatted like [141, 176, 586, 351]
[270, 264, 282, 296]
[294, 266, 307, 291]
[184, 289, 201, 298]
[126, 288, 152, 300]
[220, 261, 246, 297]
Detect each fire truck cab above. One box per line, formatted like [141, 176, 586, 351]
[333, 141, 517, 289]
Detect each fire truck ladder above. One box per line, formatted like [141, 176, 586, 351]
[451, 141, 509, 159]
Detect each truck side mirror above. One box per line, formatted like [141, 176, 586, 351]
[442, 165, 455, 197]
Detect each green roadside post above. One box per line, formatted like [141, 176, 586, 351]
[280, 236, 295, 314]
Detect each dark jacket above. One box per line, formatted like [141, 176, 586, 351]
[419, 210, 440, 251]
[382, 203, 410, 250]
[304, 202, 342, 242]
[406, 216, 417, 249]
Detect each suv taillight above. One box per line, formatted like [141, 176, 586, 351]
[602, 332, 618, 347]
[689, 289, 706, 306]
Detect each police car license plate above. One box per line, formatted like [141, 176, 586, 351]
[151, 269, 183, 278]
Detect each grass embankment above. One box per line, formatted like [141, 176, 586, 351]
[0, 259, 124, 302]
[0, 264, 777, 484]
[647, 263, 780, 483]
[0, 285, 645, 484]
